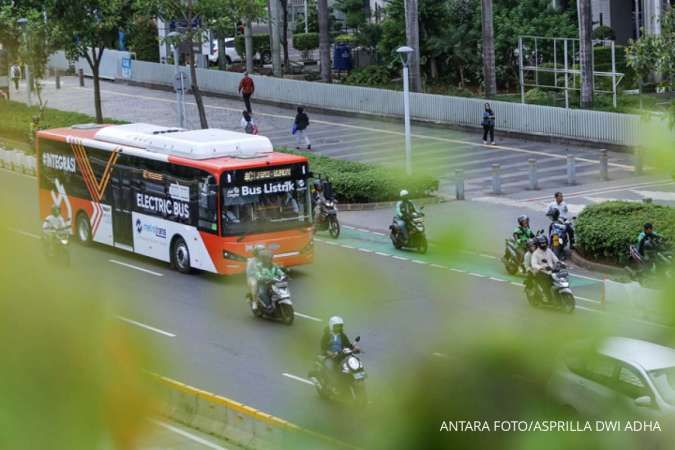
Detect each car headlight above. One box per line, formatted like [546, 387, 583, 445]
[347, 356, 361, 371]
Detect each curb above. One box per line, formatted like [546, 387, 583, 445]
[569, 250, 626, 277]
[338, 195, 448, 211]
[0, 148, 36, 176]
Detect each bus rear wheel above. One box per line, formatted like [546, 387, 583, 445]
[76, 212, 92, 245]
[172, 236, 192, 274]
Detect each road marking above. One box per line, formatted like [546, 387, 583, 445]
[577, 305, 601, 313]
[282, 372, 314, 386]
[480, 253, 498, 260]
[343, 225, 356, 230]
[392, 255, 409, 261]
[576, 296, 602, 304]
[430, 263, 446, 269]
[412, 259, 427, 264]
[340, 244, 355, 250]
[375, 251, 390, 256]
[109, 259, 164, 277]
[295, 312, 323, 322]
[450, 268, 466, 273]
[117, 316, 176, 337]
[489, 277, 506, 282]
[468, 272, 485, 278]
[510, 281, 525, 287]
[356, 228, 371, 233]
[150, 420, 228, 450]
[358, 248, 373, 253]
[372, 232, 386, 237]
[321, 240, 338, 246]
[9, 228, 41, 240]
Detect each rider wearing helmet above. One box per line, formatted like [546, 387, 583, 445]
[253, 248, 285, 309]
[247, 244, 267, 299]
[637, 223, 662, 260]
[522, 238, 538, 289]
[531, 235, 559, 298]
[513, 215, 535, 249]
[42, 204, 67, 234]
[393, 190, 419, 243]
[320, 316, 355, 380]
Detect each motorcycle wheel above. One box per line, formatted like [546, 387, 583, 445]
[391, 233, 403, 250]
[525, 287, 540, 307]
[328, 217, 340, 239]
[249, 299, 263, 318]
[418, 236, 428, 254]
[560, 293, 575, 313]
[279, 303, 294, 325]
[351, 381, 367, 407]
[504, 258, 519, 275]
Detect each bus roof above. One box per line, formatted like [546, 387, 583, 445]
[37, 123, 308, 175]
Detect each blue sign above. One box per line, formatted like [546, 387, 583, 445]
[121, 57, 132, 79]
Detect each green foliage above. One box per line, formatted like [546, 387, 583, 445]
[127, 15, 159, 62]
[281, 148, 439, 203]
[576, 201, 675, 265]
[591, 25, 615, 41]
[292, 32, 319, 51]
[334, 0, 367, 31]
[234, 34, 270, 59]
[343, 65, 394, 87]
[356, 23, 382, 50]
[524, 87, 555, 105]
[334, 33, 356, 44]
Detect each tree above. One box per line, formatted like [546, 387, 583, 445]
[137, 0, 209, 128]
[127, 15, 160, 62]
[317, 0, 331, 82]
[46, 0, 133, 124]
[335, 0, 367, 31]
[626, 35, 659, 110]
[480, 0, 497, 97]
[577, 0, 593, 107]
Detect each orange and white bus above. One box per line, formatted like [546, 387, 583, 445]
[36, 123, 314, 274]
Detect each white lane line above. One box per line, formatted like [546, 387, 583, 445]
[468, 272, 485, 278]
[340, 244, 355, 250]
[322, 240, 338, 246]
[9, 228, 41, 240]
[450, 268, 466, 273]
[510, 281, 525, 287]
[480, 253, 498, 260]
[342, 225, 356, 230]
[489, 277, 506, 282]
[151, 419, 228, 450]
[577, 305, 601, 313]
[525, 179, 673, 202]
[109, 259, 164, 277]
[372, 232, 386, 237]
[392, 255, 409, 261]
[295, 312, 323, 322]
[576, 296, 602, 304]
[430, 263, 446, 269]
[358, 248, 373, 253]
[375, 251, 390, 256]
[117, 316, 176, 337]
[432, 352, 448, 358]
[282, 372, 314, 386]
[356, 228, 371, 233]
[412, 259, 427, 264]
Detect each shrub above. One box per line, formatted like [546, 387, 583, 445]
[334, 34, 356, 45]
[592, 25, 616, 41]
[524, 88, 554, 105]
[280, 148, 438, 203]
[234, 34, 270, 59]
[343, 65, 393, 87]
[293, 33, 319, 51]
[576, 201, 675, 265]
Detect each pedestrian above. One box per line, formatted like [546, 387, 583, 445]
[238, 71, 255, 114]
[481, 102, 496, 145]
[240, 110, 258, 135]
[10, 63, 21, 91]
[292, 106, 311, 151]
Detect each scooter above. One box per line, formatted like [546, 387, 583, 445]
[308, 336, 367, 406]
[625, 243, 673, 285]
[524, 261, 575, 313]
[502, 229, 544, 275]
[549, 217, 575, 260]
[42, 227, 70, 267]
[246, 275, 294, 325]
[390, 209, 427, 254]
[314, 197, 340, 239]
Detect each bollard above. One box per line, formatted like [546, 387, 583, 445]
[491, 163, 502, 195]
[635, 147, 643, 175]
[599, 149, 609, 181]
[78, 68, 84, 87]
[454, 169, 465, 200]
[566, 154, 576, 185]
[55, 73, 61, 90]
[528, 158, 538, 190]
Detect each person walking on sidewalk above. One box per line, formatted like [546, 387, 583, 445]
[481, 103, 496, 145]
[238, 72, 255, 113]
[240, 110, 258, 134]
[10, 63, 21, 91]
[293, 106, 311, 150]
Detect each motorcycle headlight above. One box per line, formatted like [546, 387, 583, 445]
[347, 356, 361, 371]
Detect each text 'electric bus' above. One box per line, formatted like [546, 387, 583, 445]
[36, 123, 314, 274]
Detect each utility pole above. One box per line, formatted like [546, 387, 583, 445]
[269, 0, 282, 77]
[404, 0, 422, 92]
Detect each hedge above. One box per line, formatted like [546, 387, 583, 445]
[234, 34, 271, 60]
[281, 148, 439, 203]
[576, 201, 675, 265]
[292, 33, 319, 51]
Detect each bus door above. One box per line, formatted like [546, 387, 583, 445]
[111, 167, 134, 248]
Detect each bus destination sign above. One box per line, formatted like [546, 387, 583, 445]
[243, 167, 292, 182]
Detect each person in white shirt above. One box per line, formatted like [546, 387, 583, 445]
[545, 191, 575, 248]
[531, 236, 559, 298]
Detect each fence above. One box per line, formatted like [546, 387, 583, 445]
[48, 54, 657, 147]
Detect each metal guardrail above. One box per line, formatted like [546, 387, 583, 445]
[0, 148, 36, 175]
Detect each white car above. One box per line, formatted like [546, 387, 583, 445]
[208, 38, 242, 65]
[548, 337, 675, 418]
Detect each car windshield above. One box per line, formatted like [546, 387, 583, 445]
[221, 166, 311, 236]
[648, 367, 675, 406]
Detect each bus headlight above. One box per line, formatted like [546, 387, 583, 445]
[223, 250, 246, 262]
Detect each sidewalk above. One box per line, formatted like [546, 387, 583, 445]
[12, 77, 641, 196]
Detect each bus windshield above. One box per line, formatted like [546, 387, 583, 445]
[221, 163, 311, 236]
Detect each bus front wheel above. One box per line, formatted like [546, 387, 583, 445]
[76, 212, 92, 245]
[172, 236, 192, 274]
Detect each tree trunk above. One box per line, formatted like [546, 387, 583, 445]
[187, 0, 209, 128]
[481, 0, 497, 98]
[404, 0, 422, 92]
[578, 0, 593, 108]
[269, 0, 282, 76]
[217, 35, 226, 70]
[244, 20, 254, 73]
[281, 0, 289, 72]
[318, 0, 331, 82]
[92, 47, 104, 123]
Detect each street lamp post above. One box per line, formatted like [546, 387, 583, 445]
[17, 18, 31, 107]
[168, 31, 185, 129]
[397, 46, 413, 176]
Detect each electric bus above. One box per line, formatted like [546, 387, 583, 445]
[36, 123, 314, 274]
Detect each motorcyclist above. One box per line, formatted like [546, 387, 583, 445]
[320, 316, 354, 383]
[523, 238, 538, 289]
[394, 190, 419, 243]
[42, 205, 67, 235]
[513, 215, 535, 249]
[637, 223, 663, 260]
[545, 192, 575, 248]
[312, 180, 326, 220]
[531, 235, 560, 299]
[247, 244, 266, 300]
[253, 248, 285, 309]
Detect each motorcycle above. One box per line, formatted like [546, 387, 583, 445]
[246, 274, 294, 325]
[524, 261, 575, 313]
[390, 209, 427, 254]
[314, 196, 340, 239]
[502, 229, 544, 275]
[308, 336, 367, 406]
[625, 241, 673, 284]
[549, 217, 575, 260]
[42, 227, 70, 266]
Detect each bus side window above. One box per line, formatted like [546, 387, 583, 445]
[198, 176, 218, 233]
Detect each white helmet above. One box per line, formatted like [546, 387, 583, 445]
[328, 316, 344, 331]
[400, 189, 409, 198]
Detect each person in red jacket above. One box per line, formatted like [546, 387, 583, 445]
[238, 72, 255, 113]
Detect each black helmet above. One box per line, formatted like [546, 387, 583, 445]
[537, 236, 548, 248]
[526, 238, 537, 250]
[517, 215, 529, 226]
[551, 208, 560, 220]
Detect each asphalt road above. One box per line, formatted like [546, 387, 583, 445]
[2, 167, 672, 448]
